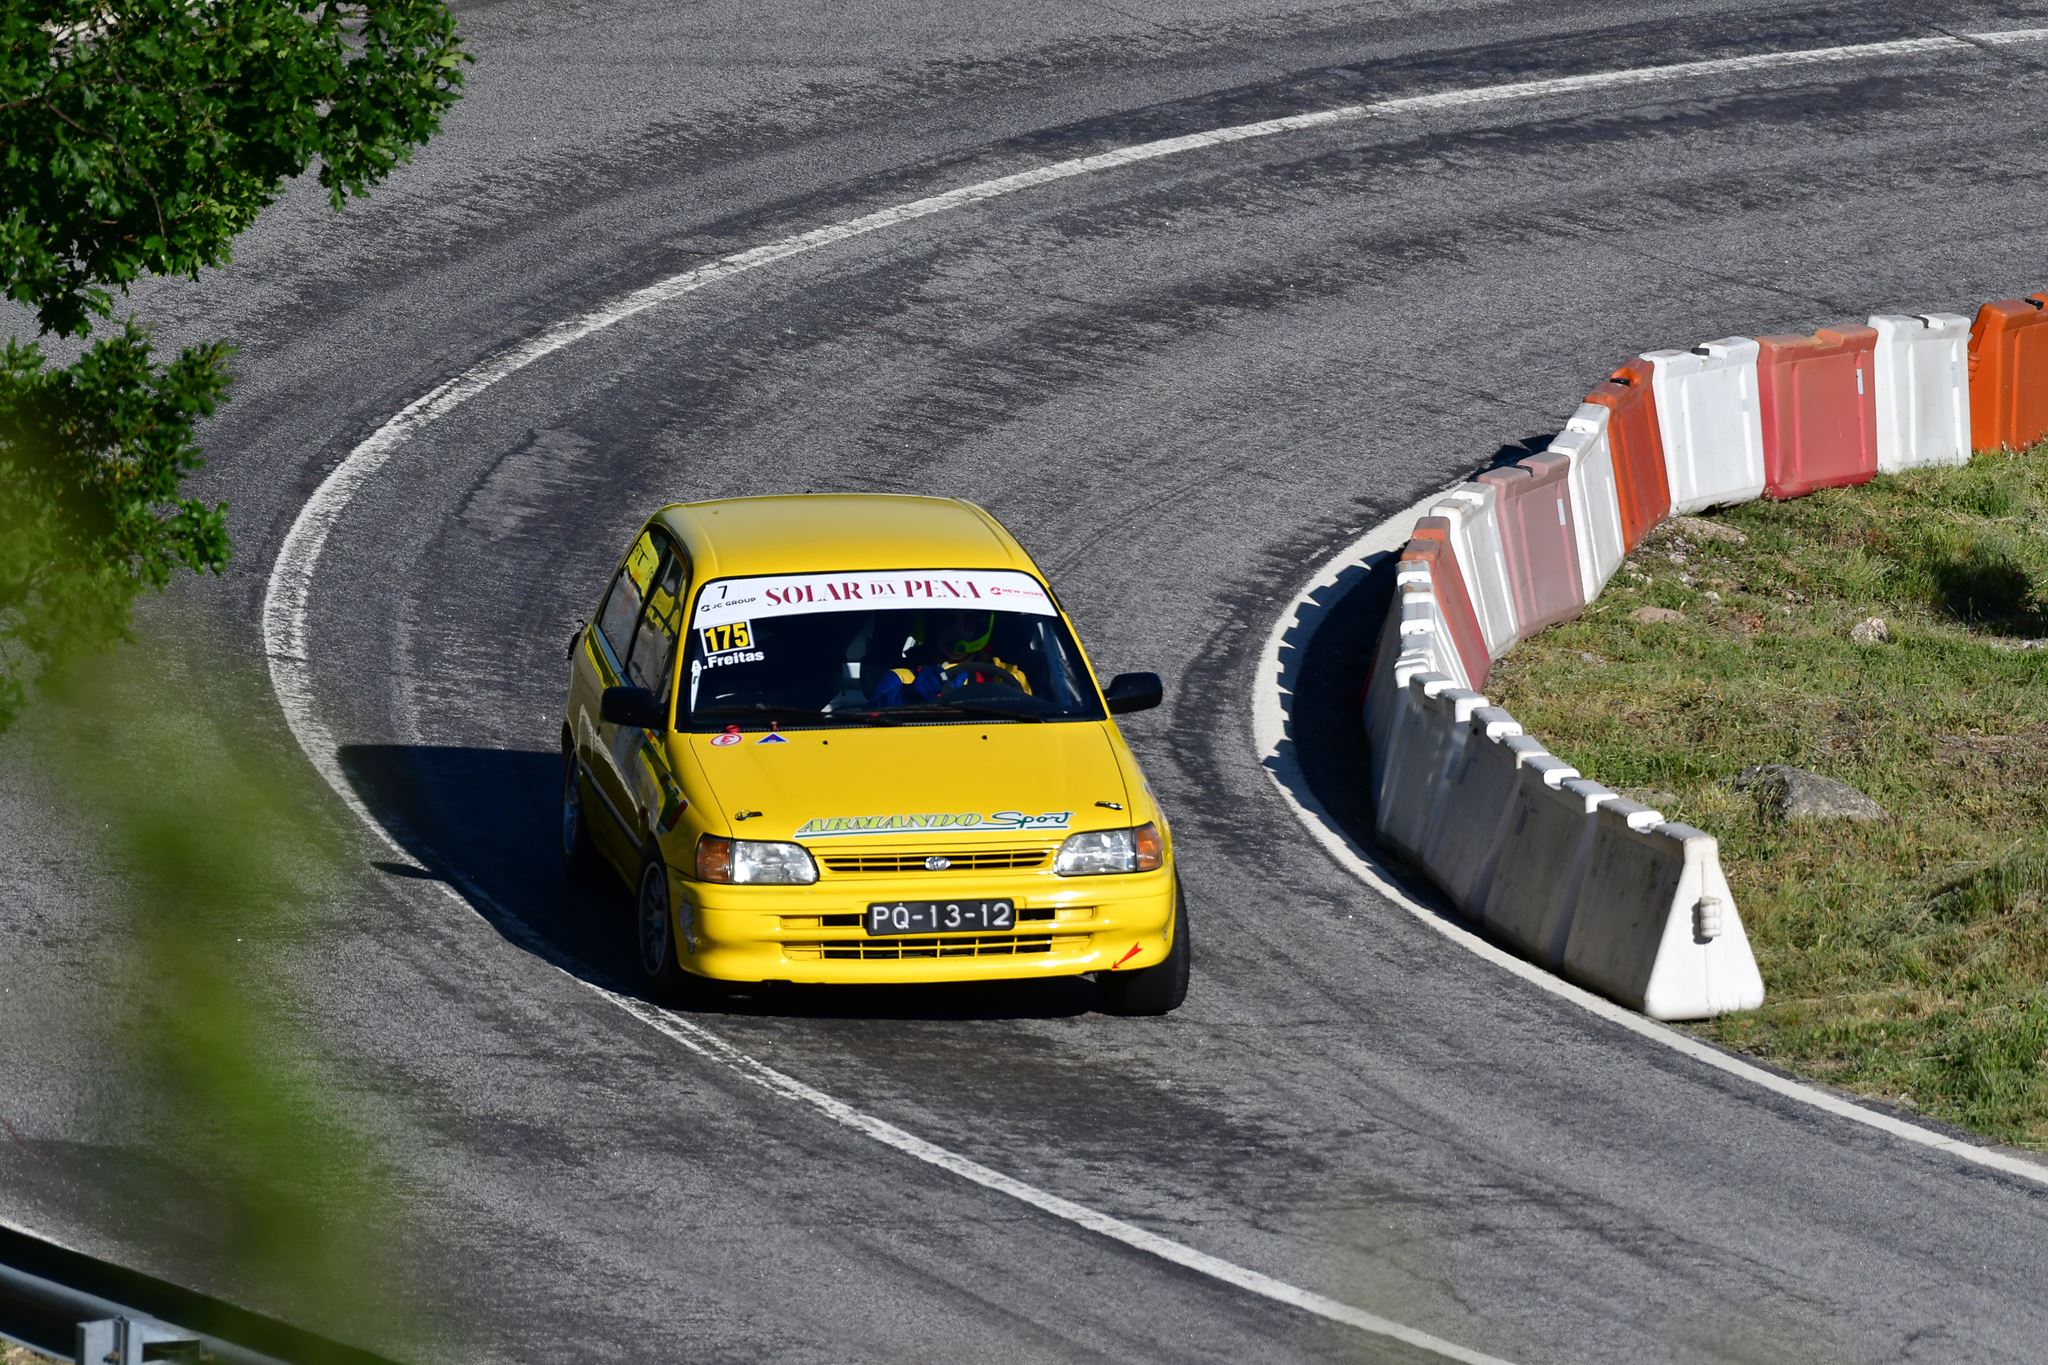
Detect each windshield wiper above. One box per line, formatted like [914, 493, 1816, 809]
[690, 703, 828, 727]
[863, 699, 1048, 723]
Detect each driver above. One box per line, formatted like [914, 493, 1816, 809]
[871, 608, 1030, 705]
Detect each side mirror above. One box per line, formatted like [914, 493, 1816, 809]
[1103, 672, 1163, 716]
[601, 685, 666, 731]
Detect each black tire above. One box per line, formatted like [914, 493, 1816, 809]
[635, 849, 718, 1007]
[560, 745, 603, 885]
[1098, 882, 1190, 1017]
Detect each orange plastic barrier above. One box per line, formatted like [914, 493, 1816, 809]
[1400, 518, 1492, 690]
[1759, 325, 1878, 499]
[1582, 359, 1671, 550]
[1475, 452, 1583, 635]
[1969, 295, 2048, 452]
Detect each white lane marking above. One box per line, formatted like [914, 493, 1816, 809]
[252, 22, 2048, 1352]
[1251, 507, 2048, 1189]
[598, 991, 1515, 1364]
[257, 25, 2048, 670]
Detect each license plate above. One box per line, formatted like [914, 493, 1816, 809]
[865, 899, 1015, 935]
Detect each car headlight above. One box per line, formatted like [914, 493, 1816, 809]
[1054, 822, 1164, 876]
[696, 835, 818, 885]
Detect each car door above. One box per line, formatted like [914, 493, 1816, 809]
[581, 527, 685, 855]
[614, 546, 687, 838]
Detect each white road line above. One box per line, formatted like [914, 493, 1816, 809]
[252, 23, 2048, 1357]
[598, 990, 1514, 1363]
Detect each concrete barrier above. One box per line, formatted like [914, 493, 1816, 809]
[1417, 726, 1551, 910]
[1561, 814, 1767, 1021]
[1377, 680, 1487, 861]
[1643, 338, 1767, 512]
[1367, 658, 1448, 822]
[1870, 313, 1971, 473]
[1477, 777, 1632, 965]
[1363, 569, 1432, 759]
[1364, 576, 1458, 809]
[1551, 404, 1626, 600]
[1429, 483, 1519, 658]
[1364, 646, 1436, 818]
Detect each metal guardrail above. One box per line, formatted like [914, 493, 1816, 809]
[0, 1225, 401, 1365]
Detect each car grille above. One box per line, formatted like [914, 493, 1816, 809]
[819, 848, 1052, 875]
[783, 934, 1089, 961]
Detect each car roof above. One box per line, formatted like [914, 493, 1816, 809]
[656, 494, 1038, 581]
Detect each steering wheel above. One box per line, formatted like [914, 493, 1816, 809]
[942, 675, 1028, 701]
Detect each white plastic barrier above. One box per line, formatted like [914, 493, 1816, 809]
[1549, 404, 1626, 599]
[1869, 313, 1971, 473]
[1560, 813, 1767, 1020]
[1428, 483, 1519, 657]
[1417, 724, 1546, 909]
[1643, 337, 1767, 512]
[1396, 580, 1470, 691]
[1377, 682, 1486, 861]
[1475, 775, 1626, 965]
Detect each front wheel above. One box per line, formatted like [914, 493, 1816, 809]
[1098, 882, 1190, 1017]
[636, 850, 716, 1007]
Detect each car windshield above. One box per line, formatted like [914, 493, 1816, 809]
[679, 568, 1105, 728]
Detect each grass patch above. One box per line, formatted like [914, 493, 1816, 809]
[1484, 443, 2048, 1148]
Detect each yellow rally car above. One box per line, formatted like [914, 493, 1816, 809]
[559, 494, 1187, 1015]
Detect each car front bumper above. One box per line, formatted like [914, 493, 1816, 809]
[672, 862, 1177, 984]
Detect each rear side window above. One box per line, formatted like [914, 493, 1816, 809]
[627, 553, 685, 695]
[595, 528, 689, 700]
[597, 530, 662, 663]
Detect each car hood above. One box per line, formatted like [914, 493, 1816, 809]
[680, 721, 1132, 845]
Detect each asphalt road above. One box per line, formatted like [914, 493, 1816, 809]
[6, 2, 2048, 1361]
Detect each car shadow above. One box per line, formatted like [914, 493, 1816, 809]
[334, 743, 1094, 1021]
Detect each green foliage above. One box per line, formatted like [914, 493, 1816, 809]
[0, 325, 231, 729]
[1486, 445, 2048, 1146]
[2, 0, 469, 337]
[0, 1, 468, 730]
[34, 657, 425, 1351]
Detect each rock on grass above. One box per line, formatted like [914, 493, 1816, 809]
[1672, 516, 1749, 545]
[1732, 765, 1888, 823]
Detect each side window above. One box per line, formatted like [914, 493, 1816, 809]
[596, 531, 662, 666]
[627, 550, 685, 695]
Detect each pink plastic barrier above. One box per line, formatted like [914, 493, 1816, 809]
[1475, 451, 1583, 636]
[1759, 326, 1879, 499]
